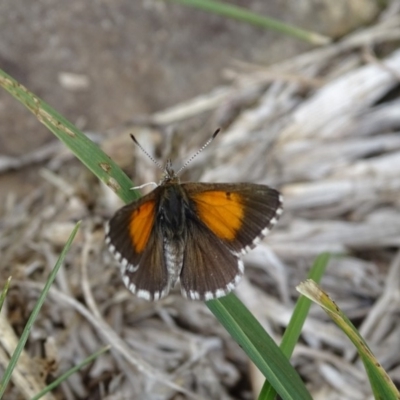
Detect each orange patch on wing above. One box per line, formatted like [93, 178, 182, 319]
[128, 200, 155, 253]
[191, 191, 244, 240]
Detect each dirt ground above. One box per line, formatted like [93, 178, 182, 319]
[0, 0, 379, 153]
[0, 0, 380, 201]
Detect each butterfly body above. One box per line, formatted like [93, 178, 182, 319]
[106, 161, 283, 301]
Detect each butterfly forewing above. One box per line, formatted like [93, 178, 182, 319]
[106, 190, 170, 301]
[124, 224, 169, 300]
[183, 183, 283, 255]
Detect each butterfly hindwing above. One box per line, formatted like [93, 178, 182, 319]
[123, 223, 169, 300]
[180, 216, 243, 300]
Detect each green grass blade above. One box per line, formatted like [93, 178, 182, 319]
[0, 69, 138, 204]
[30, 345, 111, 400]
[0, 222, 81, 398]
[207, 294, 312, 400]
[298, 280, 400, 400]
[168, 0, 331, 45]
[259, 252, 331, 400]
[0, 277, 12, 314]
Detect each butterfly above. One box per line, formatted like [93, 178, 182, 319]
[106, 131, 283, 301]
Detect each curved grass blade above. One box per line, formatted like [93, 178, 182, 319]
[259, 252, 331, 400]
[0, 222, 81, 398]
[207, 294, 312, 400]
[298, 280, 400, 400]
[168, 0, 331, 45]
[0, 69, 138, 205]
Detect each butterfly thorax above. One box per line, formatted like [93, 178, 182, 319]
[158, 183, 188, 237]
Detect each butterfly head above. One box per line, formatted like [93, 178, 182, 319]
[160, 159, 180, 186]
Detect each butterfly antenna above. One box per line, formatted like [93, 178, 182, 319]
[176, 128, 220, 175]
[130, 134, 164, 171]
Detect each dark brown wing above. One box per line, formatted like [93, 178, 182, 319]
[180, 216, 243, 301]
[182, 182, 283, 256]
[105, 188, 169, 301]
